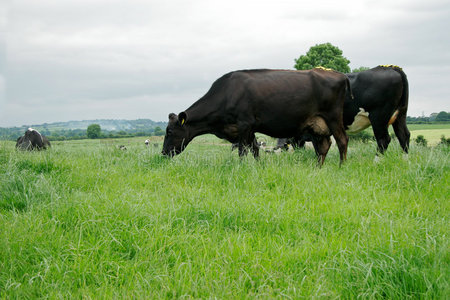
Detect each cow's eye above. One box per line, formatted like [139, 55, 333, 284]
[167, 129, 173, 135]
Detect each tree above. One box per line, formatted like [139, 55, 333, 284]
[87, 124, 101, 139]
[435, 111, 450, 122]
[294, 43, 350, 73]
[352, 66, 370, 73]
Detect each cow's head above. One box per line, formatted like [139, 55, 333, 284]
[162, 112, 189, 157]
[24, 128, 44, 148]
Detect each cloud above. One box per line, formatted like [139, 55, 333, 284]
[1, 0, 449, 127]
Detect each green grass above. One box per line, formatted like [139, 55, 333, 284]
[0, 136, 448, 298]
[411, 129, 450, 145]
[405, 124, 450, 145]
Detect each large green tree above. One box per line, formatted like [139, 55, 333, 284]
[294, 43, 351, 73]
[87, 124, 101, 139]
[352, 66, 370, 73]
[435, 111, 450, 122]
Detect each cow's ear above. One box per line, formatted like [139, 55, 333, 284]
[168, 113, 177, 120]
[178, 112, 187, 126]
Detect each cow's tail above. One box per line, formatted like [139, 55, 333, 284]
[385, 65, 410, 152]
[395, 67, 409, 111]
[345, 76, 354, 99]
[380, 65, 408, 110]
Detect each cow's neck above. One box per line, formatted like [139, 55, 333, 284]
[185, 115, 216, 141]
[184, 96, 221, 140]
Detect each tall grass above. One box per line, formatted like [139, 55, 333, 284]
[0, 137, 448, 298]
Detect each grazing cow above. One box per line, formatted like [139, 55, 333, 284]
[278, 65, 410, 154]
[145, 139, 149, 146]
[16, 128, 51, 150]
[162, 68, 350, 165]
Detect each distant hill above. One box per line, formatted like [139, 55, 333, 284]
[30, 119, 167, 131]
[0, 119, 167, 140]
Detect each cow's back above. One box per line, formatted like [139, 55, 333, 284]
[346, 67, 403, 111]
[225, 69, 347, 137]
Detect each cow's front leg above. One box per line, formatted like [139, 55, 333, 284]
[238, 142, 248, 157]
[250, 133, 259, 159]
[237, 131, 259, 158]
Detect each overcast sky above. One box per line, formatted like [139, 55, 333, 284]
[1, 0, 449, 127]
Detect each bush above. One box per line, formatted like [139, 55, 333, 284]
[415, 135, 428, 147]
[349, 131, 374, 143]
[439, 135, 450, 146]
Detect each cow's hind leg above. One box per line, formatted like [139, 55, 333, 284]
[371, 123, 391, 155]
[327, 123, 349, 165]
[313, 136, 332, 166]
[373, 126, 391, 154]
[369, 110, 395, 154]
[392, 112, 410, 153]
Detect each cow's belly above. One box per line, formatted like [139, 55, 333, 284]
[257, 116, 330, 138]
[346, 108, 371, 133]
[346, 108, 400, 133]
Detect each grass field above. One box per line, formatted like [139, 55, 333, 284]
[406, 124, 450, 145]
[0, 135, 449, 298]
[385, 123, 450, 146]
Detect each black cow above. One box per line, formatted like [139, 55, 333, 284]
[15, 128, 51, 150]
[162, 68, 350, 165]
[278, 65, 410, 154]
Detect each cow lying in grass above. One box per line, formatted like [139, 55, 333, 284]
[16, 128, 51, 151]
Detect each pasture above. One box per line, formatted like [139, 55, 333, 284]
[0, 135, 448, 298]
[406, 124, 450, 145]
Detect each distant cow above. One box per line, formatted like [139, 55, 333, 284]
[145, 139, 149, 146]
[231, 141, 265, 152]
[278, 65, 410, 154]
[162, 68, 350, 165]
[16, 128, 51, 150]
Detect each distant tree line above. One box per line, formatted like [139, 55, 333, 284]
[1, 111, 449, 141]
[0, 125, 166, 141]
[406, 111, 450, 124]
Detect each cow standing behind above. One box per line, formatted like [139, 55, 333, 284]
[344, 65, 410, 153]
[16, 128, 51, 150]
[278, 65, 410, 155]
[162, 68, 350, 165]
